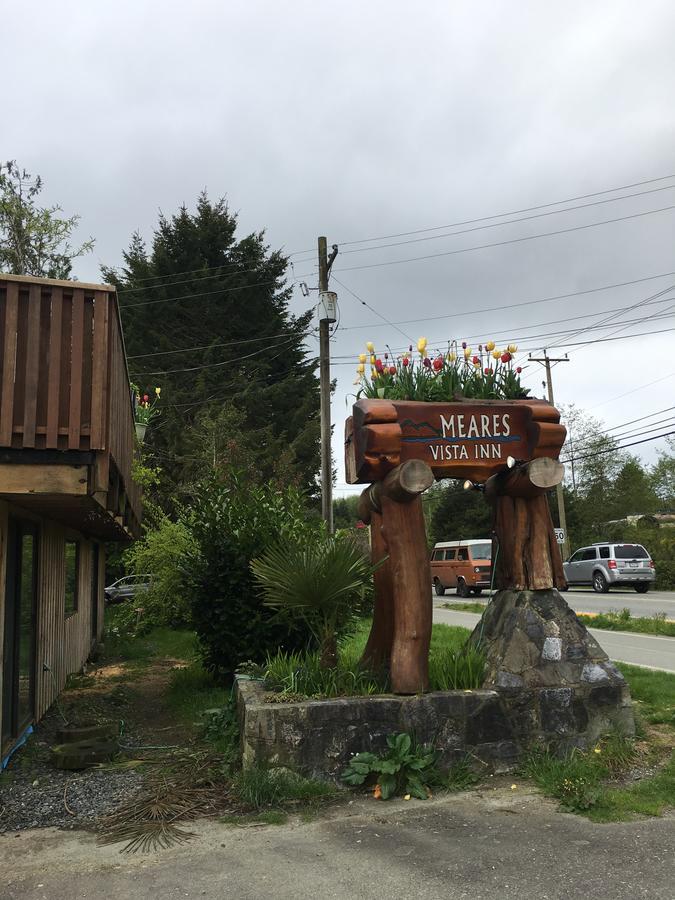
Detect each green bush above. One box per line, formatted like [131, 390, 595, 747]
[655, 559, 675, 590]
[185, 477, 321, 677]
[119, 517, 196, 633]
[342, 733, 438, 799]
[251, 531, 376, 668]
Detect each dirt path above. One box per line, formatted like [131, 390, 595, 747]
[0, 654, 194, 834]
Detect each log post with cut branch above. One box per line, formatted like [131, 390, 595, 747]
[484, 457, 567, 591]
[359, 460, 434, 693]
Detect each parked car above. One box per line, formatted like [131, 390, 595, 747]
[430, 539, 492, 598]
[104, 574, 152, 604]
[562, 543, 655, 593]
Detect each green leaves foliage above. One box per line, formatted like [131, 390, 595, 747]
[251, 531, 377, 666]
[184, 476, 321, 677]
[0, 160, 94, 278]
[341, 733, 439, 800]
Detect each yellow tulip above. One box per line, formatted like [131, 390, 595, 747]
[486, 340, 495, 352]
[447, 352, 456, 362]
[507, 343, 518, 354]
[417, 337, 428, 354]
[366, 341, 375, 353]
[155, 386, 161, 396]
[370, 355, 376, 364]
[464, 347, 471, 359]
[359, 353, 366, 364]
[492, 349, 501, 360]
[371, 368, 378, 379]
[357, 363, 365, 375]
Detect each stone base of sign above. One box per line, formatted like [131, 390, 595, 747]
[235, 678, 520, 780]
[469, 588, 635, 749]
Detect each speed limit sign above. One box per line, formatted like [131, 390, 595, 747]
[554, 529, 566, 544]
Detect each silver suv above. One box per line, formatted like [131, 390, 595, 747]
[104, 574, 152, 604]
[563, 543, 655, 594]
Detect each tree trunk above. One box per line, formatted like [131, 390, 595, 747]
[360, 509, 394, 670]
[319, 632, 338, 670]
[492, 493, 566, 590]
[382, 493, 432, 694]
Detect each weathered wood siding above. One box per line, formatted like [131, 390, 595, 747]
[0, 501, 104, 743]
[0, 274, 141, 531]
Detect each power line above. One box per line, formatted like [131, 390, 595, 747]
[539, 281, 675, 353]
[561, 416, 675, 457]
[334, 270, 675, 332]
[120, 275, 310, 309]
[330, 276, 414, 343]
[127, 329, 315, 360]
[331, 204, 675, 274]
[331, 301, 675, 361]
[290, 173, 675, 255]
[564, 429, 675, 464]
[130, 334, 300, 377]
[330, 321, 675, 367]
[587, 371, 675, 410]
[327, 184, 675, 259]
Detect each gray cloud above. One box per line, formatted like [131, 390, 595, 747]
[4, 0, 675, 488]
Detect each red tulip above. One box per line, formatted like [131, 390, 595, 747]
[484, 367, 491, 375]
[143, 394, 149, 402]
[516, 366, 522, 374]
[501, 352, 512, 363]
[472, 356, 480, 365]
[375, 358, 384, 372]
[423, 357, 431, 368]
[402, 356, 410, 367]
[389, 365, 396, 375]
[433, 357, 443, 371]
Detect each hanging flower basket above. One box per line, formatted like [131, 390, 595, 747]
[135, 422, 148, 442]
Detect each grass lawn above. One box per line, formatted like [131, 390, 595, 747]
[98, 610, 674, 824]
[443, 602, 675, 636]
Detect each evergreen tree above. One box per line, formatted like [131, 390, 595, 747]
[102, 194, 320, 505]
[429, 479, 493, 545]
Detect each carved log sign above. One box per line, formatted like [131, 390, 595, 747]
[346, 398, 566, 484]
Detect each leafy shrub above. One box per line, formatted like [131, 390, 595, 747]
[342, 733, 438, 799]
[185, 477, 321, 677]
[119, 517, 196, 633]
[251, 531, 376, 668]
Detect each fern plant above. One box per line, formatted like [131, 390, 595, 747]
[251, 532, 376, 668]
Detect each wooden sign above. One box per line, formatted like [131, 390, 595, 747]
[345, 398, 566, 484]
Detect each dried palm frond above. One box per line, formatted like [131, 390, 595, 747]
[97, 751, 231, 853]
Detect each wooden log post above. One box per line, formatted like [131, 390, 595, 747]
[358, 460, 434, 693]
[484, 457, 567, 591]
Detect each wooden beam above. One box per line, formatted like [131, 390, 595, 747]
[0, 464, 88, 495]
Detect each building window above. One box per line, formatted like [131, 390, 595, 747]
[64, 541, 79, 617]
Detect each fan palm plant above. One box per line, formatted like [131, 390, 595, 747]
[251, 532, 376, 669]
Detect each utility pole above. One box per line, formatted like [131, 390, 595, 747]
[318, 237, 338, 533]
[529, 351, 571, 561]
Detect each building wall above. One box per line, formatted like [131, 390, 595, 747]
[0, 500, 105, 746]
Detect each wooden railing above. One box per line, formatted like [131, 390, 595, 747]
[0, 274, 141, 533]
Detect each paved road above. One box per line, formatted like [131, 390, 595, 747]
[433, 607, 675, 673]
[4, 787, 675, 899]
[438, 586, 675, 618]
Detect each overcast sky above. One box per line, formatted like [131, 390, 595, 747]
[4, 0, 675, 493]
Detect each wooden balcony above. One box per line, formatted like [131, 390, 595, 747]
[0, 274, 141, 540]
